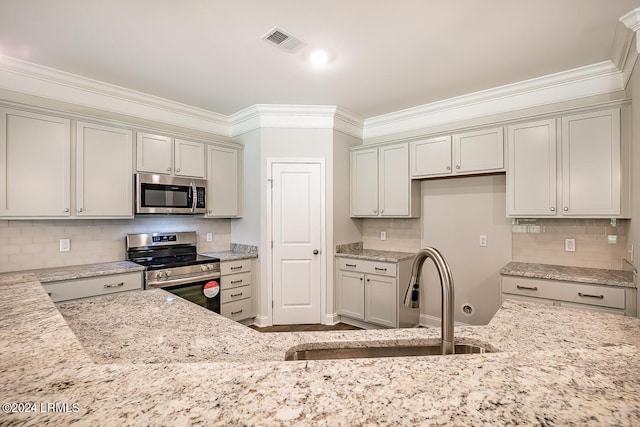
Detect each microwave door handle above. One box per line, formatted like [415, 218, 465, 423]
[190, 182, 197, 213]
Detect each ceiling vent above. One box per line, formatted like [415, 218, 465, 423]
[262, 27, 306, 53]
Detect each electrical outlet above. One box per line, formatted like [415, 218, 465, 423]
[206, 232, 213, 242]
[59, 238, 70, 252]
[607, 235, 617, 245]
[629, 244, 635, 263]
[380, 231, 387, 241]
[564, 238, 576, 252]
[479, 235, 487, 247]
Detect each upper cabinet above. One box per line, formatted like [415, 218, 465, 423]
[411, 127, 504, 179]
[0, 108, 71, 217]
[507, 119, 557, 217]
[76, 121, 134, 218]
[507, 107, 629, 218]
[206, 144, 243, 217]
[136, 132, 205, 178]
[351, 142, 420, 218]
[561, 109, 623, 216]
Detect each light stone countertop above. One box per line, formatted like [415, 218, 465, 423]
[202, 242, 259, 262]
[2, 273, 640, 425]
[500, 261, 636, 288]
[0, 261, 145, 284]
[335, 249, 416, 263]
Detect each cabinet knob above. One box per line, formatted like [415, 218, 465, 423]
[176, 168, 181, 172]
[380, 209, 384, 214]
[167, 167, 171, 172]
[313, 249, 319, 255]
[446, 166, 451, 171]
[455, 165, 460, 170]
[550, 207, 555, 212]
[564, 207, 569, 212]
[208, 209, 212, 214]
[77, 208, 83, 212]
[64, 208, 69, 213]
[373, 209, 378, 214]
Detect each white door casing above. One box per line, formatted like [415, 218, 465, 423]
[270, 161, 323, 325]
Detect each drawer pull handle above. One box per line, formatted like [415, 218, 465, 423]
[578, 292, 604, 299]
[374, 267, 387, 272]
[231, 309, 243, 315]
[230, 266, 242, 270]
[230, 279, 243, 285]
[104, 282, 125, 289]
[516, 285, 538, 291]
[230, 292, 243, 297]
[345, 263, 357, 267]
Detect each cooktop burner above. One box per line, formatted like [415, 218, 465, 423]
[126, 231, 219, 271]
[131, 254, 219, 270]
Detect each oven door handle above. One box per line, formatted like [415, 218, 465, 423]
[147, 272, 221, 289]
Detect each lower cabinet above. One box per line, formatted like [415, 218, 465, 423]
[44, 271, 143, 303]
[336, 257, 418, 328]
[500, 276, 637, 316]
[219, 259, 254, 322]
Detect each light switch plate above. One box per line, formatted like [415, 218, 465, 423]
[479, 235, 487, 247]
[59, 238, 70, 252]
[206, 232, 213, 242]
[564, 238, 576, 252]
[380, 231, 387, 241]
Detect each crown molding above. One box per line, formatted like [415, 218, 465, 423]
[228, 104, 363, 138]
[363, 61, 623, 139]
[621, 7, 640, 32]
[0, 55, 229, 136]
[612, 21, 638, 88]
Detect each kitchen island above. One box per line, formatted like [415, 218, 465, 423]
[1, 272, 640, 425]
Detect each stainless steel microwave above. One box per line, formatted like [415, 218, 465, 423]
[135, 173, 207, 214]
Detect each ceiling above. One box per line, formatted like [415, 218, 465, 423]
[1, 0, 640, 119]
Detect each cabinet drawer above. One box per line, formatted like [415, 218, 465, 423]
[501, 276, 625, 309]
[221, 284, 252, 304]
[221, 298, 253, 321]
[44, 272, 143, 302]
[337, 258, 396, 277]
[220, 271, 252, 290]
[220, 259, 251, 275]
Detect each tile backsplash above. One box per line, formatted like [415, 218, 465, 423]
[511, 219, 629, 270]
[360, 218, 421, 252]
[0, 217, 231, 273]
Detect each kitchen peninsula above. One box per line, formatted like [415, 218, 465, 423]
[1, 271, 640, 425]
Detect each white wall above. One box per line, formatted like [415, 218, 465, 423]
[333, 130, 362, 247]
[230, 129, 261, 246]
[420, 175, 512, 325]
[626, 53, 640, 315]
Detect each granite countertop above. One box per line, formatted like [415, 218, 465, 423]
[0, 261, 145, 283]
[500, 261, 636, 288]
[202, 243, 259, 261]
[335, 249, 416, 263]
[2, 274, 640, 425]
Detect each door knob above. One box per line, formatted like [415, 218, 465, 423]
[313, 249, 319, 255]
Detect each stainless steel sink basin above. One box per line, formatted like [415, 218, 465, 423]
[284, 343, 493, 361]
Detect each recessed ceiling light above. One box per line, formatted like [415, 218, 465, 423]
[306, 48, 334, 66]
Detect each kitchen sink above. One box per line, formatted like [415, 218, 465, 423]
[284, 342, 494, 361]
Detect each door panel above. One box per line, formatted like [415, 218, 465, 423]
[272, 162, 322, 324]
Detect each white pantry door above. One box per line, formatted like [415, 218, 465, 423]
[271, 162, 322, 324]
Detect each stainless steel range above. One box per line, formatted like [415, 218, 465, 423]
[126, 231, 221, 313]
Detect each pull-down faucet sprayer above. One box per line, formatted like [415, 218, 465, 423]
[404, 247, 455, 355]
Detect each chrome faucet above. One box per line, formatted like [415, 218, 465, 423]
[404, 247, 455, 355]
